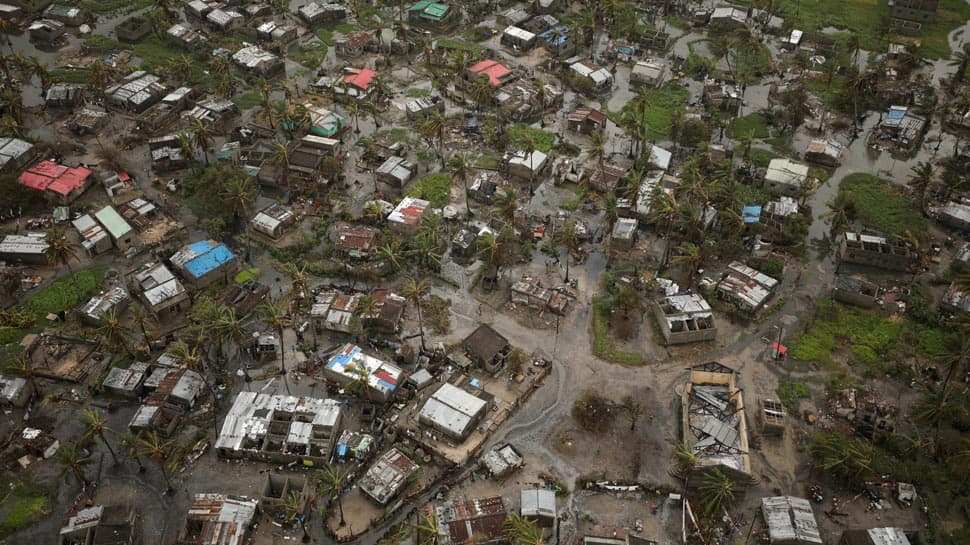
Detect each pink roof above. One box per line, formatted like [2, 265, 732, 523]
[468, 60, 511, 86]
[18, 161, 90, 196]
[342, 67, 377, 91]
[47, 166, 91, 196]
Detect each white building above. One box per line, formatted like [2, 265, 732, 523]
[763, 158, 810, 197]
[324, 344, 404, 401]
[761, 496, 822, 545]
[418, 383, 488, 441]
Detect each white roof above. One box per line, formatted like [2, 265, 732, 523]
[765, 158, 809, 187]
[503, 25, 535, 41]
[647, 145, 672, 170]
[508, 150, 548, 171]
[866, 528, 912, 545]
[215, 391, 342, 451]
[232, 45, 279, 69]
[325, 343, 403, 397]
[418, 383, 488, 437]
[134, 262, 186, 306]
[387, 196, 430, 226]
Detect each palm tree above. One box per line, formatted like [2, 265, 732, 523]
[586, 130, 607, 173]
[521, 134, 538, 196]
[907, 161, 934, 211]
[669, 242, 702, 287]
[948, 43, 970, 88]
[379, 240, 405, 273]
[552, 220, 580, 282]
[82, 407, 119, 466]
[494, 187, 519, 225]
[56, 443, 94, 487]
[316, 465, 349, 526]
[346, 101, 362, 134]
[4, 356, 41, 398]
[220, 172, 256, 233]
[44, 228, 78, 284]
[402, 276, 431, 351]
[503, 513, 544, 545]
[469, 74, 494, 110]
[0, 87, 23, 125]
[97, 308, 131, 355]
[279, 489, 305, 526]
[270, 140, 291, 189]
[823, 193, 856, 237]
[418, 111, 446, 166]
[138, 431, 174, 494]
[260, 302, 292, 392]
[190, 119, 215, 165]
[167, 54, 193, 82]
[347, 363, 372, 400]
[447, 152, 473, 215]
[118, 431, 147, 472]
[698, 468, 735, 516]
[670, 439, 698, 484]
[810, 432, 874, 485]
[415, 512, 442, 545]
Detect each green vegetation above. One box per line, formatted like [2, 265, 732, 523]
[435, 38, 486, 56]
[82, 0, 151, 14]
[789, 300, 957, 376]
[232, 91, 263, 110]
[748, 147, 780, 167]
[406, 88, 431, 98]
[406, 173, 452, 207]
[776, 380, 810, 410]
[0, 267, 108, 343]
[506, 124, 556, 153]
[613, 84, 690, 141]
[315, 28, 336, 46]
[591, 298, 648, 366]
[334, 23, 361, 34]
[733, 0, 970, 59]
[0, 477, 52, 538]
[132, 38, 214, 85]
[83, 35, 125, 51]
[289, 42, 329, 69]
[234, 267, 261, 284]
[727, 113, 769, 139]
[838, 173, 925, 236]
[48, 68, 94, 84]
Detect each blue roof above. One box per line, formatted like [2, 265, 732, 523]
[337, 444, 348, 456]
[184, 242, 236, 278]
[742, 205, 762, 223]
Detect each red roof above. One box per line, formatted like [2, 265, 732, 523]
[342, 67, 377, 91]
[18, 160, 91, 196]
[468, 60, 511, 86]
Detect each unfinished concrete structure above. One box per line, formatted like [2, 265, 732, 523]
[832, 276, 882, 309]
[652, 294, 717, 345]
[215, 392, 342, 464]
[681, 362, 753, 485]
[838, 232, 916, 272]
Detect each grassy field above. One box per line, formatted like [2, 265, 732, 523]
[406, 173, 452, 207]
[727, 113, 770, 139]
[0, 477, 53, 539]
[232, 90, 263, 110]
[289, 42, 329, 69]
[591, 298, 649, 366]
[0, 267, 107, 345]
[612, 85, 690, 141]
[82, 0, 151, 15]
[839, 173, 925, 236]
[789, 299, 956, 375]
[507, 124, 556, 153]
[734, 0, 970, 59]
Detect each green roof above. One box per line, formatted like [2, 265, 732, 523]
[94, 206, 133, 238]
[409, 0, 449, 19]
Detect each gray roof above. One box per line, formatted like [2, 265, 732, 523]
[0, 374, 28, 402]
[215, 391, 342, 452]
[0, 137, 33, 169]
[520, 488, 556, 518]
[418, 383, 487, 438]
[760, 496, 822, 545]
[81, 286, 129, 320]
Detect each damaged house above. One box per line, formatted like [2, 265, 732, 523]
[215, 392, 342, 464]
[681, 362, 753, 484]
[652, 294, 717, 345]
[716, 261, 778, 313]
[838, 232, 916, 272]
[358, 447, 419, 505]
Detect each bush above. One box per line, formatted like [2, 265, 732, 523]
[777, 381, 810, 410]
[406, 173, 452, 207]
[727, 113, 770, 139]
[572, 390, 614, 432]
[507, 124, 556, 153]
[838, 173, 925, 237]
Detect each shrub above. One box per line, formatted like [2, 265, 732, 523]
[406, 173, 452, 207]
[777, 380, 810, 410]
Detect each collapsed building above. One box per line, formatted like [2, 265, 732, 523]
[761, 496, 823, 545]
[358, 447, 420, 505]
[681, 362, 753, 485]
